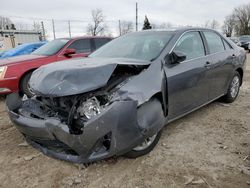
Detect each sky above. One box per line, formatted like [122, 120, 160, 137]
[1, 0, 249, 39]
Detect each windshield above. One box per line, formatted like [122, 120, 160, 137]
[32, 39, 69, 56]
[90, 31, 175, 61]
[239, 36, 250, 42]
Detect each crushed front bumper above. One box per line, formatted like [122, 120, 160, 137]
[7, 97, 145, 163]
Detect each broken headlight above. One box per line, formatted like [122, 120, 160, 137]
[77, 97, 104, 119]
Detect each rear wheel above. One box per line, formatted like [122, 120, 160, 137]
[20, 72, 34, 98]
[222, 71, 241, 103]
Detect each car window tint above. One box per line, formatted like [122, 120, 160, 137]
[223, 40, 232, 50]
[203, 31, 225, 54]
[94, 38, 111, 49]
[173, 31, 205, 61]
[67, 39, 91, 53]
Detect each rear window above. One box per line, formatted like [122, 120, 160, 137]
[67, 39, 91, 53]
[203, 31, 225, 54]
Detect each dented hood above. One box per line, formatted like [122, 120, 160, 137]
[29, 57, 150, 97]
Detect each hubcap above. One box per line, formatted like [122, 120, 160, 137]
[133, 134, 157, 151]
[230, 76, 240, 98]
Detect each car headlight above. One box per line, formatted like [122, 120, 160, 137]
[77, 97, 104, 119]
[0, 66, 7, 79]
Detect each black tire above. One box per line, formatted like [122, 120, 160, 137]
[222, 71, 241, 103]
[20, 72, 34, 98]
[124, 130, 162, 158]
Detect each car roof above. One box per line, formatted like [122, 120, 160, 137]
[138, 27, 219, 33]
[58, 36, 113, 41]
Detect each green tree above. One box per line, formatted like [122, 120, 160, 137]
[142, 16, 152, 30]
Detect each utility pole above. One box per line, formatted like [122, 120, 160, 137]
[118, 20, 121, 36]
[41, 21, 46, 41]
[136, 2, 138, 31]
[52, 19, 56, 39]
[68, 20, 71, 38]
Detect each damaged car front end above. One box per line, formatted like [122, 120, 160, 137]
[6, 28, 246, 163]
[6, 41, 169, 163]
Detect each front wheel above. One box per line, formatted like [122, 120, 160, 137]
[222, 72, 241, 103]
[20, 72, 35, 98]
[124, 130, 162, 158]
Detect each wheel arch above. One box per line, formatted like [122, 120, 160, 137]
[18, 68, 36, 91]
[235, 67, 243, 86]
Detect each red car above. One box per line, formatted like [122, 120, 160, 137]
[0, 36, 112, 97]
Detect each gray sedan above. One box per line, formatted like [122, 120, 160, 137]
[6, 28, 246, 163]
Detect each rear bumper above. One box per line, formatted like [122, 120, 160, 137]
[8, 98, 145, 163]
[0, 77, 18, 94]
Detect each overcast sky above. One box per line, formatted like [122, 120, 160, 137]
[1, 0, 249, 39]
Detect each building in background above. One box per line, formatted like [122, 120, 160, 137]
[0, 29, 42, 52]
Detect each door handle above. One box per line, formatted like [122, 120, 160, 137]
[204, 61, 211, 69]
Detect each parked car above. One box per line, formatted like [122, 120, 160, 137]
[0, 36, 112, 97]
[238, 35, 250, 52]
[229, 37, 240, 45]
[6, 28, 246, 163]
[0, 51, 7, 57]
[0, 42, 46, 59]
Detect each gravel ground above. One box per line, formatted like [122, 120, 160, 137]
[0, 54, 249, 188]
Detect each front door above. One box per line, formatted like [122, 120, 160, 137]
[164, 31, 210, 120]
[57, 39, 91, 61]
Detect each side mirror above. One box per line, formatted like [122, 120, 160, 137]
[165, 51, 186, 64]
[63, 48, 76, 57]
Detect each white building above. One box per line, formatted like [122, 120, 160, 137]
[0, 29, 42, 51]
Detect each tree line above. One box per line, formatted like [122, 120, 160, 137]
[223, 3, 250, 37]
[1, 2, 249, 37]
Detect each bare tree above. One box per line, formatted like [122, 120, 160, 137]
[204, 20, 210, 28]
[33, 21, 41, 32]
[204, 19, 220, 30]
[210, 19, 220, 30]
[233, 3, 250, 35]
[119, 21, 133, 35]
[87, 9, 107, 36]
[222, 15, 235, 37]
[152, 22, 173, 29]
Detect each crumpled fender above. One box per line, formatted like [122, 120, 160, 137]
[113, 60, 166, 106]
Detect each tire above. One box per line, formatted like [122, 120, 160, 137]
[124, 130, 162, 158]
[20, 72, 34, 98]
[222, 71, 241, 103]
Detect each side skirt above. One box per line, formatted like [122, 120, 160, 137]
[165, 93, 225, 125]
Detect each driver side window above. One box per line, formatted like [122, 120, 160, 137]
[173, 31, 205, 61]
[67, 39, 91, 54]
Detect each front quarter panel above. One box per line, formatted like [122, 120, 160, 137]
[114, 60, 163, 106]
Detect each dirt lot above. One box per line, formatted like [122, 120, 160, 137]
[0, 54, 250, 188]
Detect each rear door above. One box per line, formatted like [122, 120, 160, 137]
[202, 31, 235, 100]
[166, 31, 210, 119]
